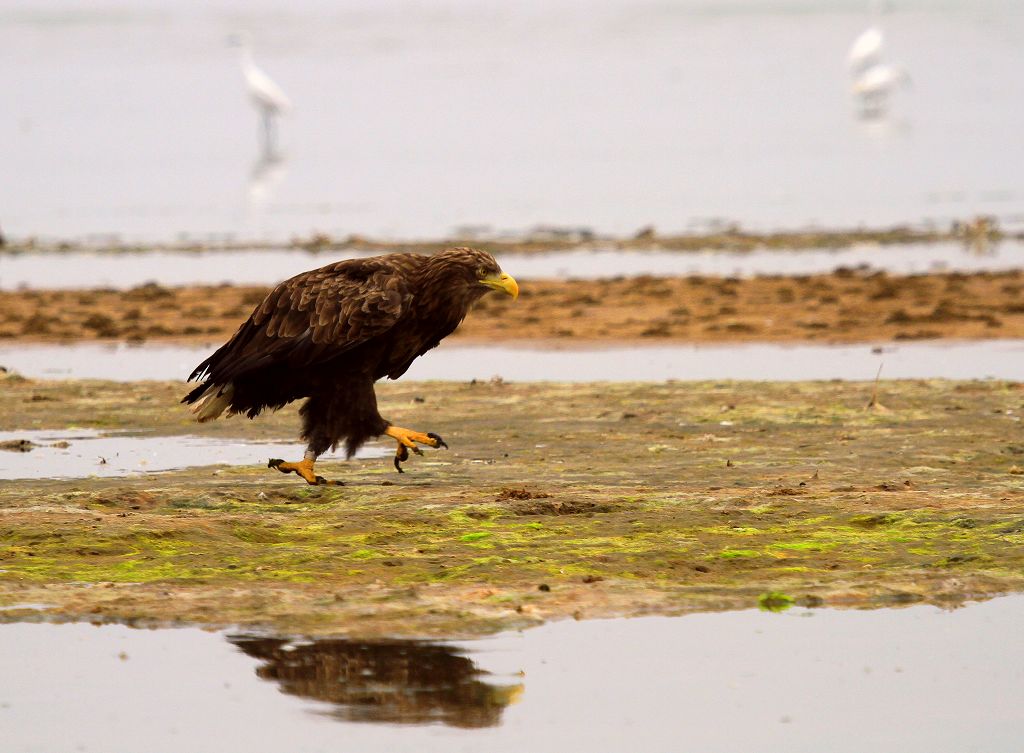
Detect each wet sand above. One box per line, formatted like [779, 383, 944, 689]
[2, 269, 1023, 344]
[1, 375, 1022, 637]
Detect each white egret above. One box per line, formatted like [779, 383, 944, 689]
[852, 62, 910, 118]
[847, 25, 884, 75]
[846, 1, 909, 119]
[228, 32, 291, 152]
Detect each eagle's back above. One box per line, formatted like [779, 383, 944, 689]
[185, 248, 494, 406]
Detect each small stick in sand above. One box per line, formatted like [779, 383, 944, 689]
[866, 362, 890, 413]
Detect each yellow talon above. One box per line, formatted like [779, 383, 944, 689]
[385, 426, 448, 473]
[385, 426, 445, 449]
[268, 457, 336, 486]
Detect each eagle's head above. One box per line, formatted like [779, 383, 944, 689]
[436, 247, 519, 301]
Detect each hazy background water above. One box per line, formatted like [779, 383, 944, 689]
[2, 0, 1023, 243]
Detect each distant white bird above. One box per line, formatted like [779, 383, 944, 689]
[852, 62, 910, 117]
[228, 33, 291, 151]
[847, 25, 884, 75]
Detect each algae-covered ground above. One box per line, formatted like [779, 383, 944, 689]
[1, 373, 1023, 637]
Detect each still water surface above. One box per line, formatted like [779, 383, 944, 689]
[1, 339, 1021, 382]
[2, 0, 1022, 241]
[2, 241, 1022, 290]
[0, 429, 386, 480]
[1, 596, 1022, 752]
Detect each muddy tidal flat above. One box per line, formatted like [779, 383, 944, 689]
[2, 269, 1024, 345]
[2, 225, 1002, 256]
[1, 375, 1022, 637]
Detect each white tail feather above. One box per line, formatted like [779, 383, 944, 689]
[192, 383, 234, 423]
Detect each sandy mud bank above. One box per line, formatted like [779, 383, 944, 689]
[2, 269, 1023, 345]
[1, 376, 1022, 636]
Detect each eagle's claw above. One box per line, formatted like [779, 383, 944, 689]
[394, 443, 409, 474]
[267, 457, 340, 485]
[389, 427, 447, 473]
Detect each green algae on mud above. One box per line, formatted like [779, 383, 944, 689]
[1, 374, 1023, 637]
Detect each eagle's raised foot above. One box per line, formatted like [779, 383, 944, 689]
[386, 426, 448, 473]
[267, 457, 341, 486]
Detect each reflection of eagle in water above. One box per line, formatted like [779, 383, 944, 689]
[182, 247, 518, 484]
[228, 635, 522, 728]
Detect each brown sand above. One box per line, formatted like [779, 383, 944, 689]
[2, 270, 1023, 345]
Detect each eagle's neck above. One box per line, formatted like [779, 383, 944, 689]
[414, 256, 485, 330]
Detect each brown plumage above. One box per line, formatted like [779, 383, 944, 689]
[182, 247, 518, 483]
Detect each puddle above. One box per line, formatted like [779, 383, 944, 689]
[0, 429, 386, 481]
[2, 242, 1022, 290]
[1, 339, 1022, 383]
[1, 596, 1023, 752]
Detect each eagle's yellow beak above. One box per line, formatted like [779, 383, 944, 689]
[480, 272, 519, 300]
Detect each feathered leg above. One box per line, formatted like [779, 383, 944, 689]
[266, 396, 346, 485]
[265, 379, 450, 481]
[268, 407, 344, 486]
[268, 380, 386, 485]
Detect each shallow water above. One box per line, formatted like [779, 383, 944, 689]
[1, 339, 1022, 383]
[1, 1, 1023, 242]
[0, 429, 386, 480]
[2, 241, 1022, 290]
[1, 596, 1023, 752]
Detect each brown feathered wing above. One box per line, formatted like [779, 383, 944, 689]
[188, 257, 415, 386]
